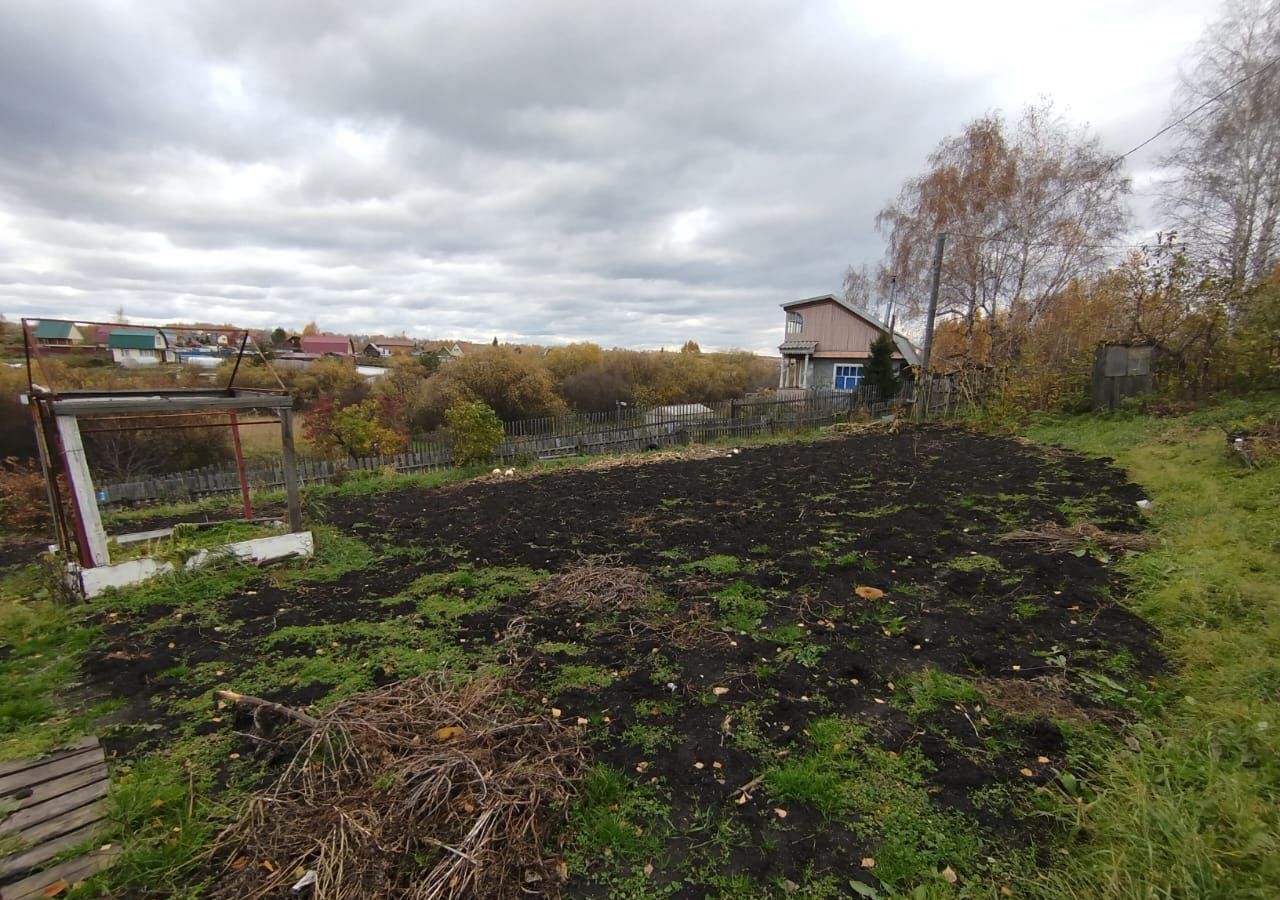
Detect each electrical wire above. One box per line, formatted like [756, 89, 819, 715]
[974, 52, 1280, 244]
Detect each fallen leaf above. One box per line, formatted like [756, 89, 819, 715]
[42, 881, 69, 897]
[774, 808, 788, 818]
[1019, 767, 1034, 777]
[550, 708, 562, 719]
[261, 860, 275, 872]
[229, 752, 241, 760]
[434, 726, 464, 742]
[735, 793, 750, 805]
[1000, 888, 1013, 897]
[941, 865, 958, 884]
[855, 586, 885, 600]
[693, 761, 705, 770]
[861, 856, 876, 868]
[643, 863, 654, 877]
[1036, 755, 1051, 764]
[712, 686, 730, 696]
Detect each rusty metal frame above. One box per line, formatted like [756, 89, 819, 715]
[21, 316, 302, 572]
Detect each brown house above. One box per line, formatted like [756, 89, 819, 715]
[778, 294, 919, 391]
[300, 335, 356, 356]
[363, 336, 418, 358]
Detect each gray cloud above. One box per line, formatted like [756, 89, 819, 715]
[0, 0, 1218, 351]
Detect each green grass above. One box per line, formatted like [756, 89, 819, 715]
[894, 667, 981, 715]
[569, 765, 671, 871]
[713, 580, 768, 632]
[680, 554, 744, 577]
[764, 716, 992, 890]
[1025, 392, 1280, 898]
[547, 663, 615, 694]
[943, 553, 1004, 573]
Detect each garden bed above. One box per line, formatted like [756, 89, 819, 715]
[67, 426, 1159, 897]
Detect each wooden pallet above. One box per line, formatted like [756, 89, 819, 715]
[0, 737, 117, 900]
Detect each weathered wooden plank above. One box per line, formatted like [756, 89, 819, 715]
[1, 846, 120, 900]
[0, 818, 110, 880]
[2, 799, 106, 850]
[0, 749, 100, 798]
[0, 778, 108, 837]
[3, 763, 107, 817]
[0, 739, 98, 779]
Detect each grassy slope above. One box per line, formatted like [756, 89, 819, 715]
[1026, 394, 1280, 899]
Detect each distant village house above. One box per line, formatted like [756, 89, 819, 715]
[108, 328, 171, 365]
[33, 321, 87, 347]
[300, 335, 356, 356]
[777, 294, 918, 391]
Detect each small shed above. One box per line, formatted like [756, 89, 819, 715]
[108, 328, 170, 365]
[34, 321, 86, 346]
[1092, 342, 1155, 410]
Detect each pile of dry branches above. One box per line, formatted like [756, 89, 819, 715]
[996, 522, 1149, 553]
[210, 674, 585, 900]
[1229, 425, 1280, 468]
[535, 555, 654, 612]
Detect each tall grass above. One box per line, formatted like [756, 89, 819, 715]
[1027, 393, 1280, 898]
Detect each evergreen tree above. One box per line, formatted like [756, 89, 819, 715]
[866, 333, 900, 399]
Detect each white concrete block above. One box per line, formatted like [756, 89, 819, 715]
[70, 531, 314, 598]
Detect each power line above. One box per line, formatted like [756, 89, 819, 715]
[981, 51, 1280, 243]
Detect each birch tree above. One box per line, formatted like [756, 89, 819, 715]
[876, 104, 1130, 362]
[1161, 0, 1280, 290]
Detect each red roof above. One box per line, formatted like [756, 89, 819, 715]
[301, 336, 353, 355]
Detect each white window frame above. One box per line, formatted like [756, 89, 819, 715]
[786, 311, 804, 335]
[833, 363, 864, 390]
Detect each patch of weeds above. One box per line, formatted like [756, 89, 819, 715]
[648, 654, 682, 687]
[748, 543, 772, 554]
[768, 623, 807, 644]
[568, 765, 671, 873]
[714, 581, 768, 632]
[547, 663, 615, 694]
[680, 555, 743, 577]
[535, 641, 588, 657]
[726, 701, 774, 758]
[1014, 598, 1047, 620]
[765, 716, 989, 891]
[622, 722, 679, 754]
[944, 553, 1004, 573]
[895, 668, 981, 715]
[409, 564, 547, 619]
[633, 698, 680, 719]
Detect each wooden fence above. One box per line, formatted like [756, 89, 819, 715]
[95, 377, 990, 506]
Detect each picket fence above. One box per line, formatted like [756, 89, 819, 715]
[95, 376, 989, 506]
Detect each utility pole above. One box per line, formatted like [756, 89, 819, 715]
[919, 232, 947, 373]
[886, 275, 897, 341]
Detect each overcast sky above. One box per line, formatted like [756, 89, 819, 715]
[0, 0, 1219, 352]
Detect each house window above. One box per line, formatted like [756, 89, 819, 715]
[786, 311, 804, 335]
[833, 364, 863, 390]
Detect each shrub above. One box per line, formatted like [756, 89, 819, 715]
[865, 332, 900, 399]
[445, 400, 504, 466]
[0, 457, 50, 535]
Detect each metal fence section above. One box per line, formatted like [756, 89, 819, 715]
[95, 377, 987, 506]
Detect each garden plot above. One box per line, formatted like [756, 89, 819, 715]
[76, 426, 1160, 898]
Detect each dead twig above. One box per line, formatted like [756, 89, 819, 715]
[209, 674, 586, 900]
[995, 522, 1148, 553]
[214, 689, 320, 729]
[534, 555, 654, 612]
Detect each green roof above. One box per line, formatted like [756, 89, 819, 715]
[34, 320, 76, 340]
[108, 329, 164, 350]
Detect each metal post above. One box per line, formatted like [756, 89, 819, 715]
[54, 415, 110, 567]
[229, 411, 253, 520]
[279, 409, 303, 533]
[920, 232, 947, 373]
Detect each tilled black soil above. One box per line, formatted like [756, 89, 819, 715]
[78, 427, 1161, 896]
